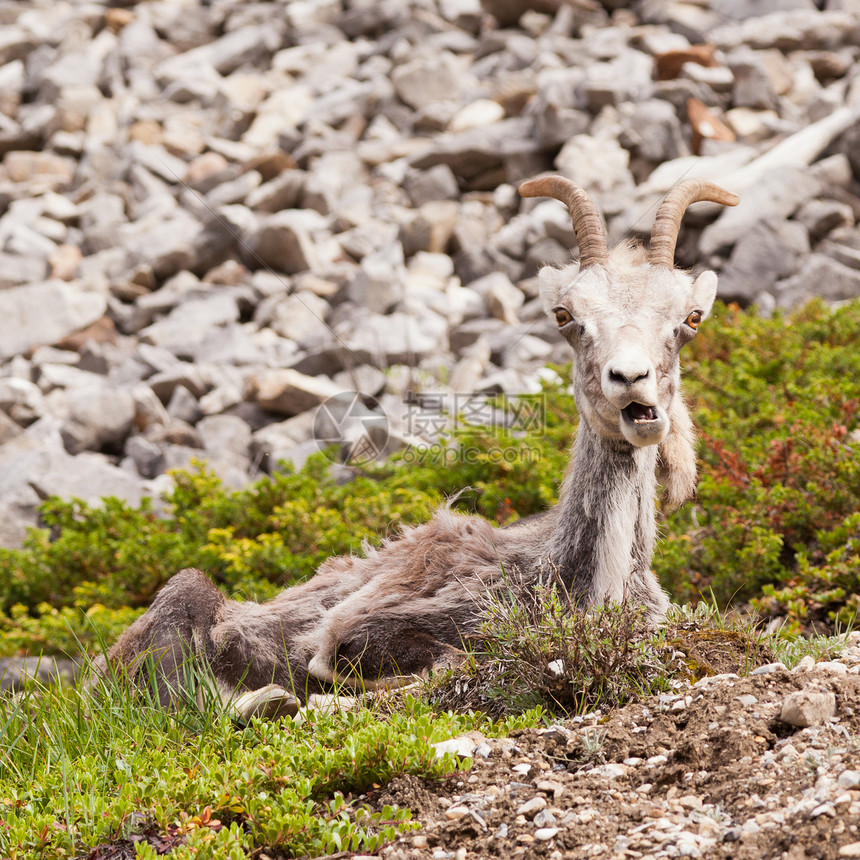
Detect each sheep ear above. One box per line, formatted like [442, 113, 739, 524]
[691, 270, 718, 319]
[538, 266, 571, 314]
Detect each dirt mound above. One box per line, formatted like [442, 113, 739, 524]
[371, 649, 860, 860]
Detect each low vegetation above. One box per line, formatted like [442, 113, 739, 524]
[0, 300, 858, 857]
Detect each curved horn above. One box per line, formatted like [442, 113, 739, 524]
[649, 180, 739, 267]
[519, 176, 609, 268]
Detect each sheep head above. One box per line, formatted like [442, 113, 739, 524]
[521, 177, 738, 504]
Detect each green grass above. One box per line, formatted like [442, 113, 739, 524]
[0, 667, 539, 859]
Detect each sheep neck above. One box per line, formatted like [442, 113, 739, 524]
[547, 419, 658, 604]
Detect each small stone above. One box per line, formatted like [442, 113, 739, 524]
[536, 779, 565, 800]
[432, 736, 478, 760]
[779, 689, 837, 728]
[534, 828, 558, 842]
[247, 369, 343, 418]
[533, 809, 557, 828]
[811, 660, 848, 675]
[735, 694, 758, 707]
[444, 805, 469, 820]
[839, 842, 860, 857]
[793, 655, 816, 673]
[693, 673, 739, 688]
[751, 662, 787, 675]
[838, 771, 860, 790]
[587, 763, 628, 779]
[679, 795, 703, 810]
[517, 796, 548, 818]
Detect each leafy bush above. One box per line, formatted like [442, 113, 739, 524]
[657, 299, 860, 633]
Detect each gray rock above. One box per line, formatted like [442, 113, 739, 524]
[140, 293, 240, 357]
[819, 240, 860, 271]
[0, 419, 145, 514]
[584, 50, 654, 112]
[245, 170, 307, 213]
[0, 280, 106, 362]
[248, 368, 344, 417]
[620, 99, 689, 164]
[120, 209, 215, 281]
[470, 272, 524, 324]
[148, 365, 213, 403]
[166, 385, 203, 426]
[710, 9, 858, 51]
[0, 250, 48, 288]
[0, 377, 45, 426]
[729, 48, 778, 110]
[750, 662, 788, 675]
[251, 413, 317, 471]
[432, 735, 479, 760]
[776, 254, 860, 307]
[192, 323, 271, 367]
[155, 22, 283, 81]
[346, 242, 406, 314]
[60, 382, 136, 455]
[838, 770, 860, 789]
[555, 134, 634, 205]
[0, 656, 82, 692]
[391, 52, 471, 111]
[404, 165, 460, 207]
[410, 117, 540, 188]
[338, 310, 448, 365]
[125, 435, 166, 480]
[206, 170, 263, 207]
[197, 414, 252, 461]
[243, 210, 327, 274]
[793, 199, 854, 241]
[263, 291, 332, 349]
[699, 167, 821, 255]
[779, 689, 837, 727]
[719, 218, 810, 303]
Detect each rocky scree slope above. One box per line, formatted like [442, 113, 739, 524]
[0, 0, 860, 544]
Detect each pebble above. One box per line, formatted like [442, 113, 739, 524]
[839, 772, 860, 789]
[751, 662, 787, 675]
[517, 796, 548, 818]
[779, 689, 837, 728]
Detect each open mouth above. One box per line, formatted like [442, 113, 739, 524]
[622, 403, 659, 424]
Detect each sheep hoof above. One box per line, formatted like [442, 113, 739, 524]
[231, 684, 299, 723]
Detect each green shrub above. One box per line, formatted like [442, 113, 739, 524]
[657, 299, 860, 632]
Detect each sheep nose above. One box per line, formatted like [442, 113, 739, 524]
[608, 367, 650, 387]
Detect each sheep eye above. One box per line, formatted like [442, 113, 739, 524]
[555, 308, 573, 327]
[685, 310, 703, 330]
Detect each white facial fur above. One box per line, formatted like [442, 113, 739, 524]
[540, 249, 717, 448]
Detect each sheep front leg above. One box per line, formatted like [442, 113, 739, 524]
[105, 568, 227, 708]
